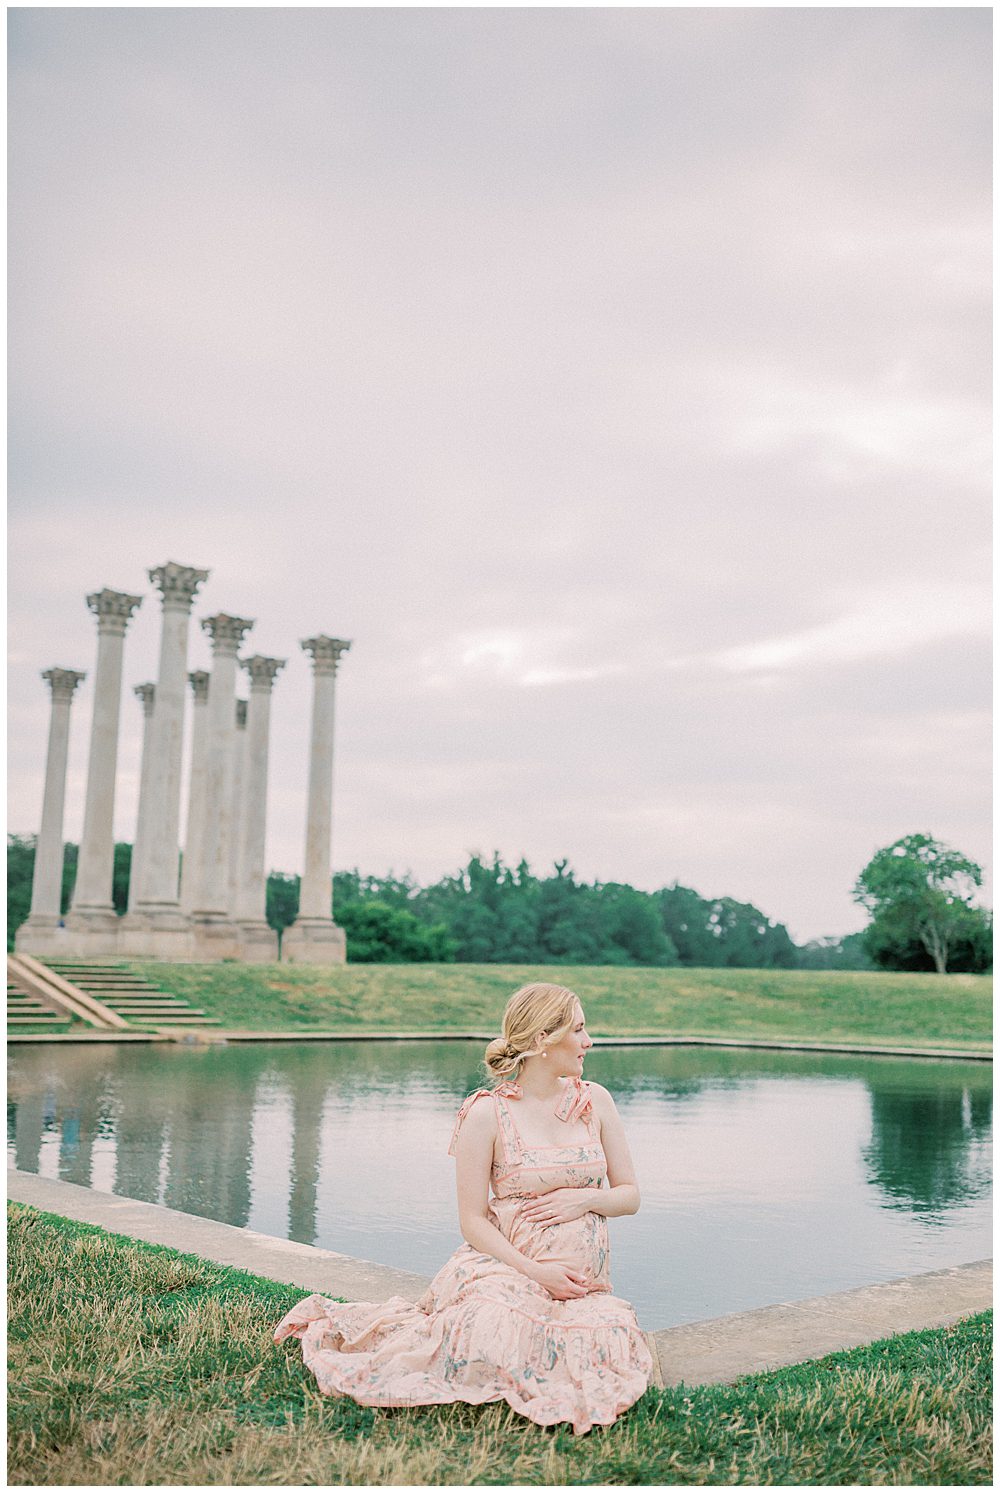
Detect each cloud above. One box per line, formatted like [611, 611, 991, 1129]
[418, 630, 626, 691]
[715, 581, 991, 674]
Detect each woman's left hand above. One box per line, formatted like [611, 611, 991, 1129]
[519, 1188, 593, 1225]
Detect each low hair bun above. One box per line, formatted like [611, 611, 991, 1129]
[484, 1035, 521, 1080]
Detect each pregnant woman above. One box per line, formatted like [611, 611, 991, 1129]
[274, 983, 655, 1435]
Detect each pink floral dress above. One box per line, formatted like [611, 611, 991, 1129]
[274, 1077, 653, 1435]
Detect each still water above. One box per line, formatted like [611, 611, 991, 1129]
[7, 1040, 992, 1328]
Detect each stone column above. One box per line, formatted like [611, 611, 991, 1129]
[126, 684, 155, 914]
[120, 561, 209, 958]
[178, 671, 210, 915]
[190, 613, 254, 960]
[15, 668, 86, 953]
[234, 655, 285, 961]
[66, 588, 143, 949]
[283, 635, 351, 964]
[228, 699, 249, 911]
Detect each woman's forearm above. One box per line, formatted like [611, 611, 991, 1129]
[461, 1214, 540, 1280]
[584, 1183, 640, 1218]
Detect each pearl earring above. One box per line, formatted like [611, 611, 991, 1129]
[542, 1050, 547, 1058]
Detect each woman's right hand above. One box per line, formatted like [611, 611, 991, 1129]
[530, 1262, 590, 1300]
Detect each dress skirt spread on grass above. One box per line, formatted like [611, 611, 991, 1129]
[274, 1078, 654, 1436]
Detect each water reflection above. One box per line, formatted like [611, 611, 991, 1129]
[864, 1081, 992, 1217]
[7, 1040, 992, 1326]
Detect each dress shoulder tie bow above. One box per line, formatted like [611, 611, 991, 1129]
[448, 1081, 522, 1155]
[555, 1076, 593, 1125]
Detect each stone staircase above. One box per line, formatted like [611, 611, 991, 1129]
[7, 959, 220, 1031]
[42, 962, 221, 1027]
[7, 976, 74, 1030]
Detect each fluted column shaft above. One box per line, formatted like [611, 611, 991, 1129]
[192, 614, 254, 920]
[300, 678, 335, 918]
[300, 637, 350, 920]
[131, 563, 209, 916]
[283, 636, 350, 964]
[234, 658, 285, 924]
[127, 684, 156, 914]
[228, 700, 248, 911]
[70, 589, 142, 916]
[179, 671, 210, 914]
[27, 669, 86, 923]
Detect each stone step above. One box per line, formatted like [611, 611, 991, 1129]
[99, 996, 189, 1003]
[8, 1014, 72, 1025]
[95, 1002, 217, 1015]
[104, 1003, 207, 1015]
[48, 978, 156, 989]
[46, 968, 148, 975]
[97, 993, 192, 1002]
[44, 973, 158, 987]
[143, 1016, 222, 1025]
[44, 965, 131, 975]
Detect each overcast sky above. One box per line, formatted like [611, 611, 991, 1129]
[8, 7, 991, 942]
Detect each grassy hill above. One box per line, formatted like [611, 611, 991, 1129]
[129, 962, 993, 1051]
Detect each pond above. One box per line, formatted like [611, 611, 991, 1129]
[7, 1040, 992, 1328]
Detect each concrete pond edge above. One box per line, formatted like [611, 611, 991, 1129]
[6, 1029, 992, 1060]
[7, 1169, 992, 1387]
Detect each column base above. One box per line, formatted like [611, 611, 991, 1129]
[14, 916, 76, 959]
[45, 910, 122, 959]
[234, 920, 280, 963]
[281, 918, 347, 965]
[118, 905, 195, 960]
[189, 914, 244, 963]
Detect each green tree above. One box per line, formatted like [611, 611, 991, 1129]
[706, 897, 798, 968]
[853, 834, 990, 975]
[112, 843, 132, 915]
[657, 883, 722, 966]
[7, 834, 35, 948]
[863, 903, 992, 975]
[333, 869, 419, 910]
[797, 933, 874, 971]
[536, 861, 604, 963]
[595, 883, 679, 966]
[266, 871, 300, 946]
[336, 900, 456, 962]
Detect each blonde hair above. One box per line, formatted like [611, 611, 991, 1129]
[483, 983, 579, 1082]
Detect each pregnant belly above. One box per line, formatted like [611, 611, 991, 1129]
[492, 1197, 611, 1292]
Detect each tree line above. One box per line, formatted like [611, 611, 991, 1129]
[7, 834, 990, 973]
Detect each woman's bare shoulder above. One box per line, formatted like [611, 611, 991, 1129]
[457, 1091, 499, 1135]
[586, 1081, 618, 1113]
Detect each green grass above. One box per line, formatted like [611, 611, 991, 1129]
[128, 962, 993, 1051]
[8, 1202, 992, 1485]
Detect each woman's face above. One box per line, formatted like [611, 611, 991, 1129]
[546, 1000, 593, 1076]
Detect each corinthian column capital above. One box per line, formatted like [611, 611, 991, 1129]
[188, 669, 210, 703]
[133, 682, 156, 717]
[42, 667, 86, 702]
[201, 613, 254, 656]
[86, 588, 143, 635]
[148, 561, 210, 612]
[301, 635, 351, 677]
[241, 654, 287, 692]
